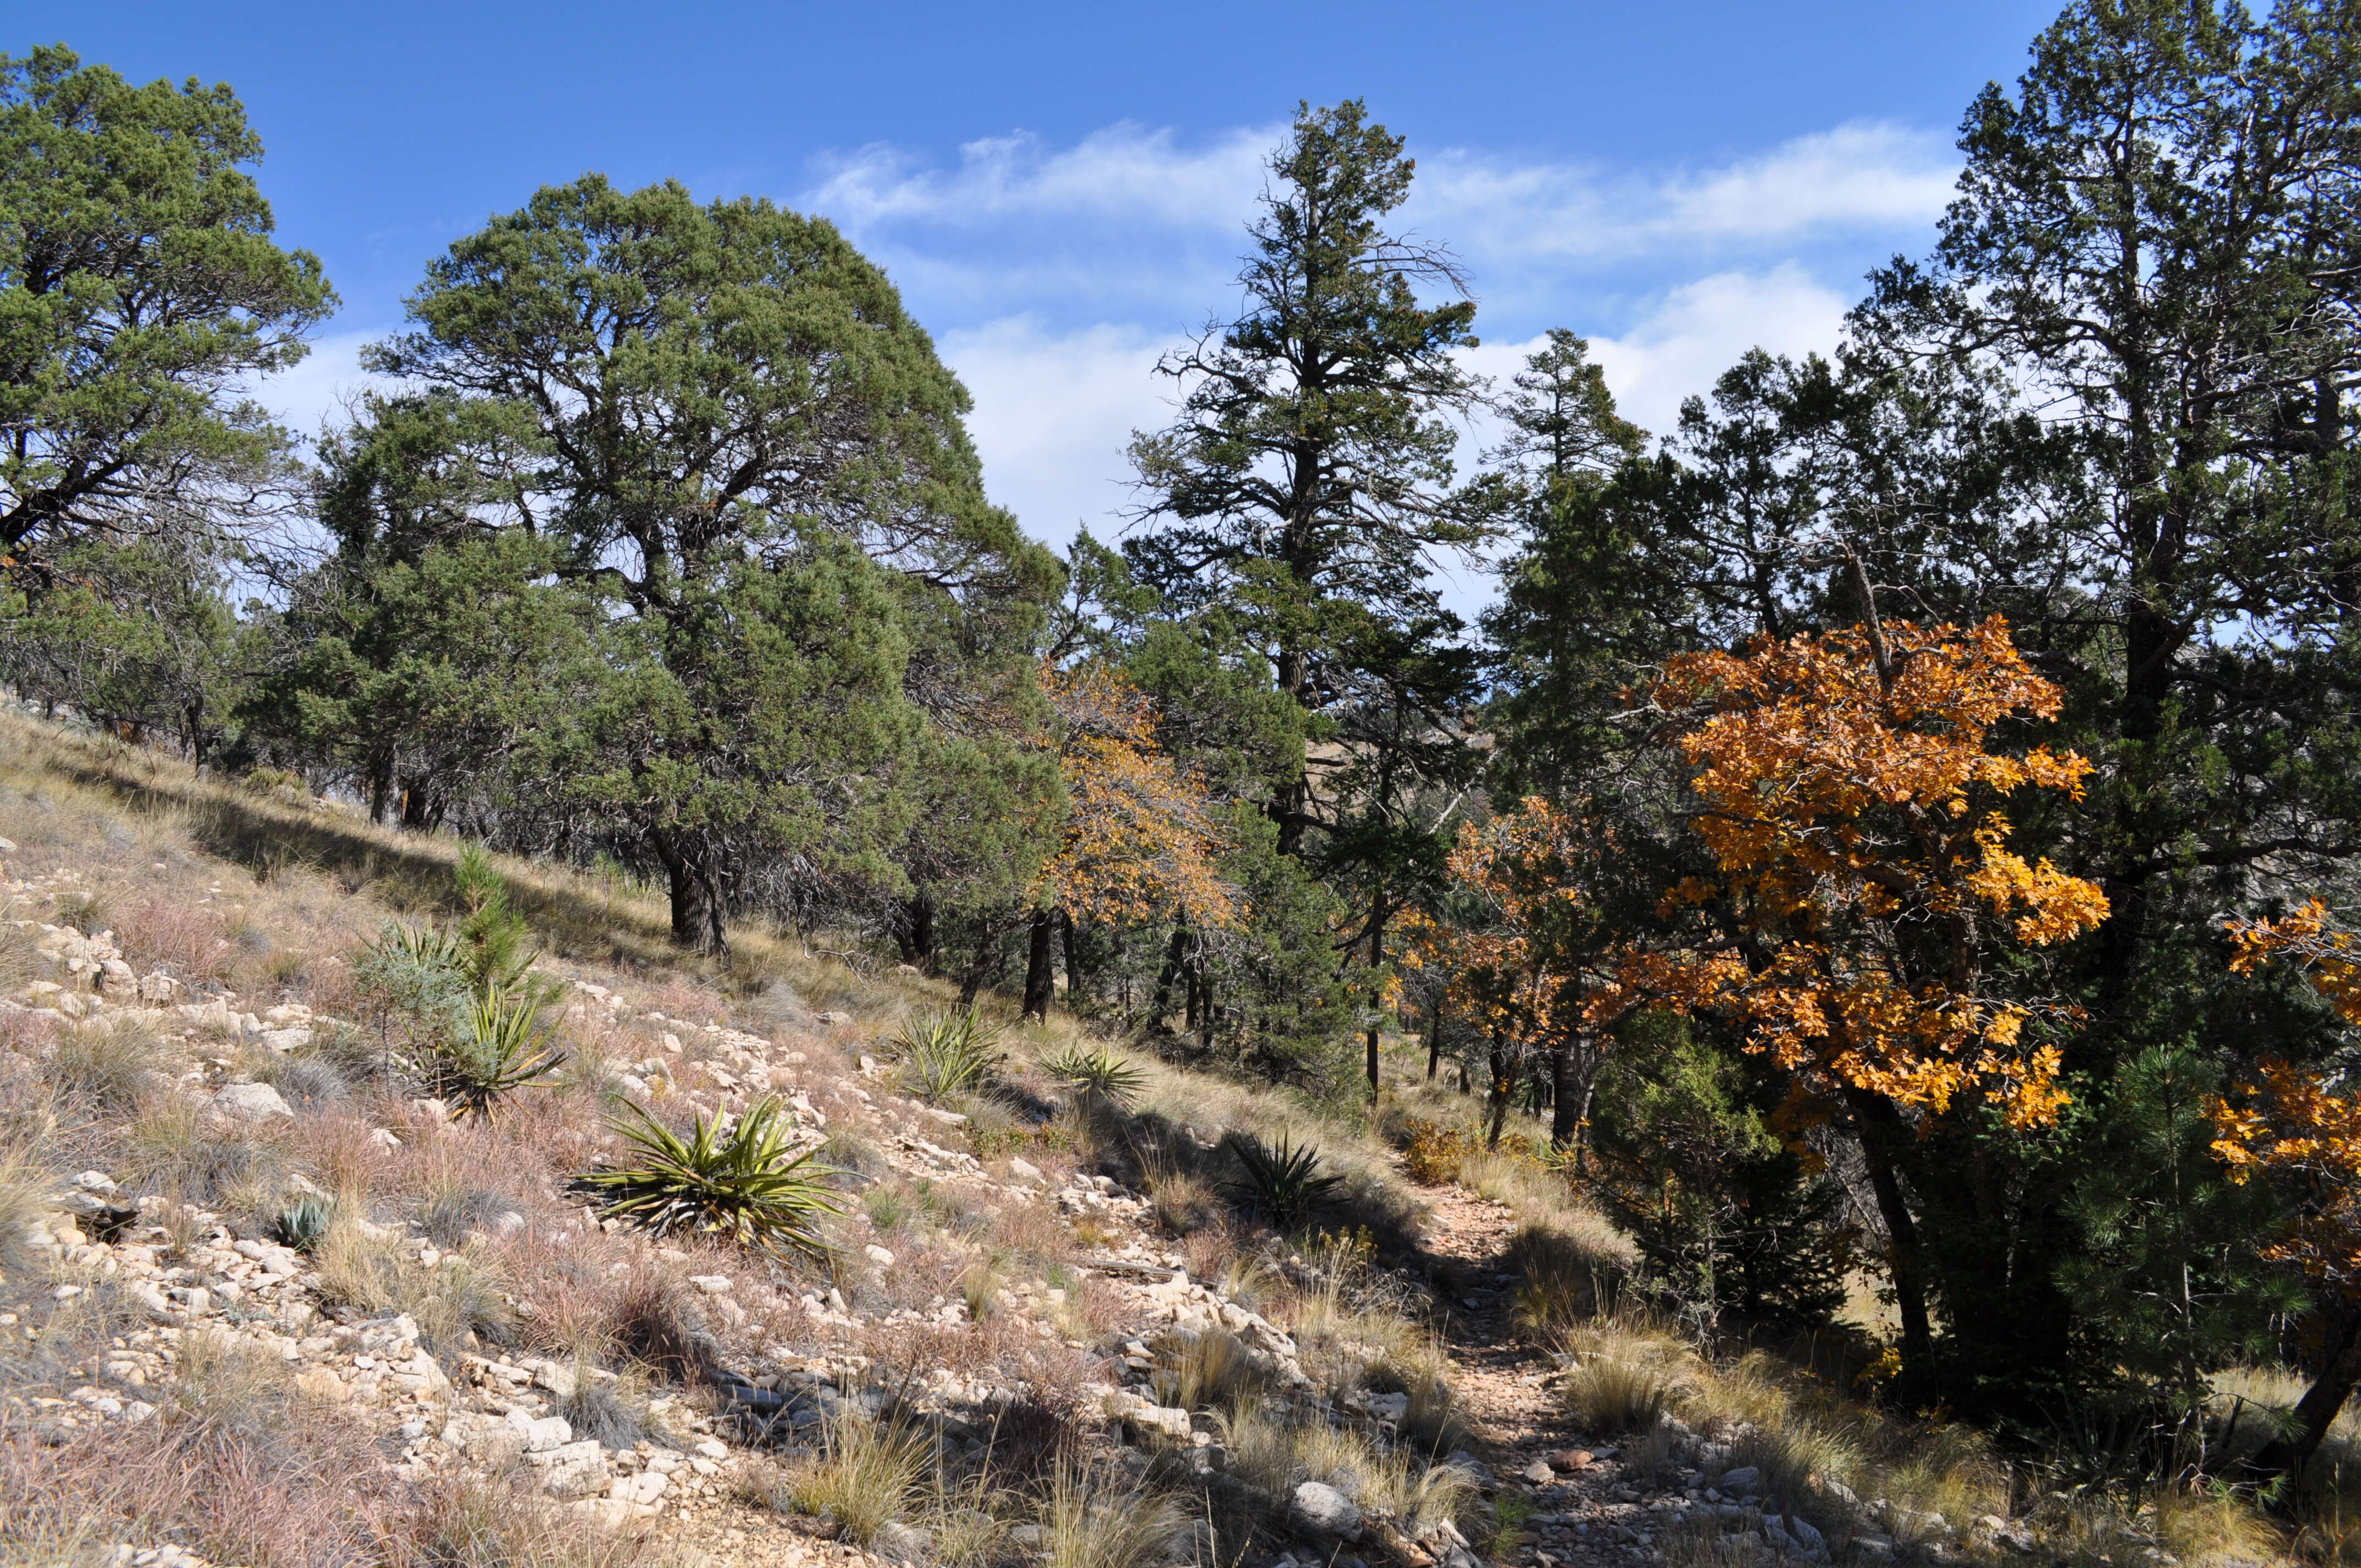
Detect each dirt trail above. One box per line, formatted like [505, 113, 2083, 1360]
[1412, 1183, 1661, 1567]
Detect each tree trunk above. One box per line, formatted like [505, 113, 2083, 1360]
[1551, 1036, 1597, 1155]
[2250, 1300, 2361, 1482]
[1426, 998, 1444, 1080]
[897, 891, 936, 970]
[648, 825, 728, 955]
[1845, 1084, 1933, 1382]
[1486, 1038, 1513, 1146]
[1061, 909, 1082, 1010]
[1151, 925, 1189, 1028]
[368, 755, 394, 827]
[1021, 908, 1056, 1021]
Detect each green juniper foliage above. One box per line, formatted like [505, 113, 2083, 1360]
[24, 2, 2361, 1483]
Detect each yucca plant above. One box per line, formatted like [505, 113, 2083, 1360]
[411, 984, 565, 1120]
[581, 1096, 842, 1257]
[891, 1006, 1003, 1105]
[274, 1193, 334, 1254]
[1040, 1044, 1146, 1113]
[1222, 1131, 1345, 1234]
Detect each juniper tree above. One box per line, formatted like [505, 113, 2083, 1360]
[0, 46, 333, 573]
[368, 175, 1056, 951]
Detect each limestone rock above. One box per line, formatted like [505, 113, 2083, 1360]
[210, 1081, 292, 1121]
[1290, 1480, 1364, 1542]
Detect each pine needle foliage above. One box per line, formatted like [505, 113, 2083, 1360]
[582, 1096, 841, 1257]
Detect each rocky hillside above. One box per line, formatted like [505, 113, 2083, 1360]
[0, 715, 2289, 1568]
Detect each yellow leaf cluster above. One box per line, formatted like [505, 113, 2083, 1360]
[1034, 662, 1242, 929]
[2210, 1054, 2361, 1285]
[1625, 617, 2106, 1126]
[1407, 797, 1606, 1060]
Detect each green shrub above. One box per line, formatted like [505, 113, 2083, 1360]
[1222, 1131, 1343, 1233]
[409, 984, 564, 1120]
[352, 921, 472, 1054]
[1040, 1044, 1146, 1113]
[581, 1095, 841, 1257]
[891, 1007, 1002, 1105]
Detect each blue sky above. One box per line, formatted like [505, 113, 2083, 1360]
[3, 1, 2064, 556]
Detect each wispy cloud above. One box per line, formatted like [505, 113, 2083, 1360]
[806, 119, 1956, 291]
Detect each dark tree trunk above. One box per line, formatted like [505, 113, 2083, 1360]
[1845, 1084, 1933, 1382]
[368, 755, 394, 827]
[897, 891, 937, 970]
[1021, 908, 1056, 1021]
[647, 825, 728, 955]
[1551, 1035, 1598, 1158]
[1061, 909, 1082, 1009]
[1486, 1038, 1513, 1146]
[1151, 925, 1189, 1027]
[1426, 997, 1444, 1080]
[2250, 1300, 2361, 1482]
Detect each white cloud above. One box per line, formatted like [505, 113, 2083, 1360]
[1469, 265, 1854, 439]
[809, 118, 1957, 283]
[808, 122, 1275, 231]
[252, 329, 392, 453]
[941, 317, 1180, 551]
[1658, 123, 1957, 240]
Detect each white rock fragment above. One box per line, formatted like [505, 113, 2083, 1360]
[209, 1081, 292, 1120]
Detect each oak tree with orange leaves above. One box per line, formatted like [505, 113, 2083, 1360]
[2211, 902, 2361, 1478]
[1408, 796, 1619, 1149]
[1024, 660, 1241, 1020]
[1619, 612, 2108, 1379]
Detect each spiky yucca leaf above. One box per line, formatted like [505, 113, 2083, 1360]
[1040, 1044, 1147, 1112]
[581, 1096, 841, 1257]
[1222, 1131, 1345, 1233]
[891, 1007, 1003, 1104]
[412, 984, 565, 1119]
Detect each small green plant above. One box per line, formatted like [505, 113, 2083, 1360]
[411, 984, 565, 1120]
[581, 1095, 842, 1257]
[1222, 1131, 1344, 1233]
[1040, 1044, 1146, 1112]
[452, 843, 551, 998]
[891, 1007, 1003, 1104]
[274, 1193, 333, 1253]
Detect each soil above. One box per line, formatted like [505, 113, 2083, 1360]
[1413, 1182, 1662, 1567]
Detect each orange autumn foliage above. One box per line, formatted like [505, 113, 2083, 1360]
[1604, 616, 2108, 1126]
[1034, 661, 1241, 929]
[1406, 796, 1610, 1066]
[2210, 902, 2361, 1287]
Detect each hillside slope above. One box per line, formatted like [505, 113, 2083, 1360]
[0, 715, 2286, 1568]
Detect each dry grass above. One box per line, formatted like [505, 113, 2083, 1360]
[312, 1213, 510, 1353]
[1039, 1457, 1185, 1568]
[44, 1014, 167, 1111]
[0, 1329, 390, 1568]
[385, 1471, 674, 1567]
[790, 1411, 932, 1545]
